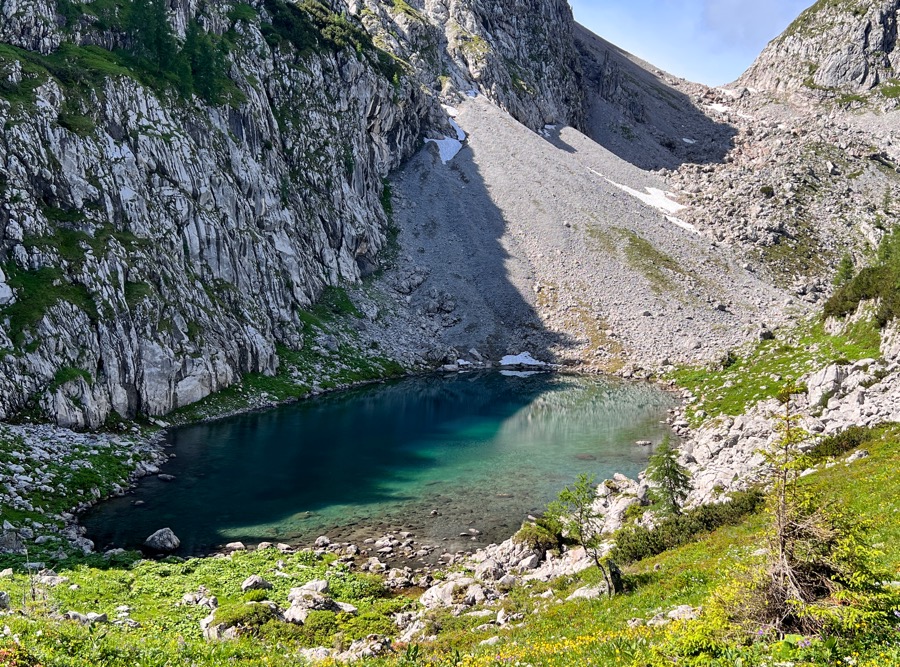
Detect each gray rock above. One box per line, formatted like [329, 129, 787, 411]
[566, 584, 607, 601]
[300, 579, 329, 594]
[846, 449, 870, 463]
[144, 528, 180, 552]
[240, 575, 272, 592]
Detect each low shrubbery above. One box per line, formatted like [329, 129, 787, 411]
[213, 602, 278, 631]
[808, 423, 894, 461]
[611, 490, 766, 564]
[824, 226, 900, 326]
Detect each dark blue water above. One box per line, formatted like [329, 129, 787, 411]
[83, 372, 674, 554]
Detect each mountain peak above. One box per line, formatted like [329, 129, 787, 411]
[739, 0, 899, 95]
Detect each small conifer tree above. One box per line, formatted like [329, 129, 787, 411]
[545, 474, 621, 596]
[646, 436, 692, 515]
[833, 253, 855, 286]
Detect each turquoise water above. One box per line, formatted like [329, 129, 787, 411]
[83, 372, 674, 554]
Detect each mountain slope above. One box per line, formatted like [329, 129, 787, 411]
[574, 25, 735, 170]
[374, 95, 789, 370]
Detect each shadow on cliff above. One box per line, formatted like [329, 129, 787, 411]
[574, 25, 738, 171]
[81, 372, 573, 554]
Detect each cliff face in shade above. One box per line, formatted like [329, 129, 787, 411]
[0, 0, 585, 427]
[739, 0, 900, 94]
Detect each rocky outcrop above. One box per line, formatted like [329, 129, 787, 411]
[0, 0, 61, 54]
[0, 0, 585, 427]
[740, 0, 900, 94]
[358, 0, 585, 131]
[673, 355, 900, 506]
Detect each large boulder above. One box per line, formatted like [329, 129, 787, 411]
[144, 528, 180, 552]
[419, 577, 475, 609]
[807, 364, 848, 408]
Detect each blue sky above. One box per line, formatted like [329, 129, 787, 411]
[570, 0, 814, 86]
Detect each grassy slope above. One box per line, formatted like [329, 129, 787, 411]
[670, 317, 881, 426]
[0, 428, 897, 666]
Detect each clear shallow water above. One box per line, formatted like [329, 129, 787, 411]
[83, 372, 674, 555]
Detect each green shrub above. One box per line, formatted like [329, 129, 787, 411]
[327, 572, 385, 601]
[808, 424, 895, 461]
[297, 610, 339, 647]
[342, 611, 394, 640]
[824, 227, 900, 326]
[512, 520, 562, 553]
[611, 490, 765, 564]
[242, 589, 269, 602]
[258, 618, 306, 642]
[212, 602, 277, 630]
[228, 2, 258, 23]
[622, 502, 647, 524]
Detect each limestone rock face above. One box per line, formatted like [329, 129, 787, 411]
[358, 0, 585, 131]
[739, 0, 900, 94]
[0, 0, 62, 54]
[0, 0, 584, 426]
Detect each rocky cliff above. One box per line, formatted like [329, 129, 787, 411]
[740, 0, 900, 96]
[0, 0, 584, 428]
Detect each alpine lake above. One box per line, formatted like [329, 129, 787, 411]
[83, 371, 675, 556]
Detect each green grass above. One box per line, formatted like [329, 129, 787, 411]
[783, 0, 868, 39]
[0, 548, 412, 666]
[47, 367, 93, 392]
[586, 226, 685, 293]
[227, 2, 258, 23]
[880, 79, 900, 100]
[670, 317, 881, 425]
[0, 426, 140, 530]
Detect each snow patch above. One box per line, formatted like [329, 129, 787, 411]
[590, 169, 699, 234]
[682, 138, 696, 145]
[499, 352, 548, 368]
[594, 172, 686, 214]
[442, 104, 460, 118]
[705, 103, 731, 114]
[500, 370, 543, 378]
[425, 137, 463, 163]
[665, 215, 699, 234]
[449, 118, 466, 141]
